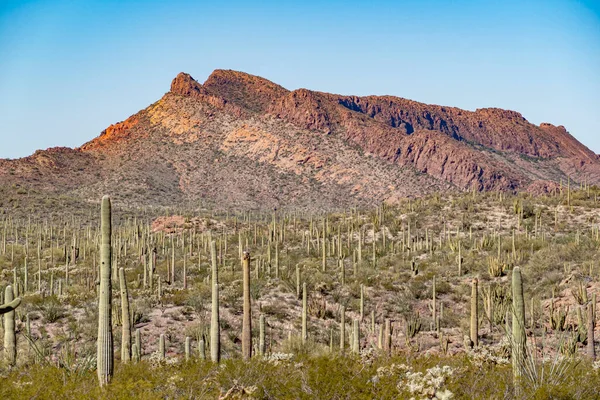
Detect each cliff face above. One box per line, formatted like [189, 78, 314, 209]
[2, 70, 598, 210]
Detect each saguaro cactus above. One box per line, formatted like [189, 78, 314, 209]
[134, 328, 142, 361]
[340, 305, 345, 351]
[185, 337, 191, 362]
[512, 267, 526, 383]
[295, 265, 301, 299]
[210, 240, 220, 363]
[119, 267, 131, 363]
[384, 318, 392, 354]
[259, 314, 266, 356]
[3, 285, 17, 366]
[199, 339, 206, 360]
[360, 284, 364, 321]
[432, 276, 437, 330]
[242, 251, 252, 360]
[159, 334, 165, 361]
[302, 282, 308, 344]
[588, 302, 595, 360]
[352, 319, 360, 353]
[97, 195, 114, 387]
[132, 344, 140, 363]
[471, 278, 478, 347]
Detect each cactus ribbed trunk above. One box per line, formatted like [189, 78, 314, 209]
[588, 303, 595, 360]
[159, 334, 165, 361]
[302, 282, 307, 344]
[97, 195, 113, 387]
[131, 344, 139, 363]
[259, 314, 266, 356]
[296, 265, 300, 299]
[512, 267, 526, 384]
[185, 337, 191, 362]
[242, 251, 252, 360]
[119, 267, 131, 363]
[360, 284, 364, 321]
[199, 339, 206, 360]
[470, 278, 478, 347]
[384, 318, 392, 354]
[432, 276, 437, 331]
[352, 319, 359, 353]
[210, 240, 220, 363]
[134, 328, 142, 362]
[3, 285, 16, 366]
[340, 305, 345, 351]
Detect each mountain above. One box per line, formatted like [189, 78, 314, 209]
[1, 69, 598, 211]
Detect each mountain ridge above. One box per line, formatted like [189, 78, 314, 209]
[1, 70, 598, 211]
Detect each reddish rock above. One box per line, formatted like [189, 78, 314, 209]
[2, 69, 600, 210]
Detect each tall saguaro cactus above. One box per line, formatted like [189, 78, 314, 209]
[210, 240, 220, 363]
[340, 305, 345, 351]
[470, 278, 478, 347]
[242, 251, 252, 360]
[3, 285, 17, 366]
[587, 303, 595, 360]
[98, 195, 114, 387]
[512, 267, 526, 384]
[119, 267, 131, 363]
[302, 282, 307, 344]
[432, 276, 437, 330]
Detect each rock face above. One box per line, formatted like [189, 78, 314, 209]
[2, 70, 599, 210]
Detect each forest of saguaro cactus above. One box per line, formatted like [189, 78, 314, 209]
[3, 187, 600, 398]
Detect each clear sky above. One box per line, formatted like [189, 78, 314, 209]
[0, 0, 599, 159]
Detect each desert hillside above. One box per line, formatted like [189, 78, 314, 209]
[1, 70, 599, 212]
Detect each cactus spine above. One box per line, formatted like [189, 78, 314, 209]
[470, 278, 478, 347]
[512, 267, 526, 383]
[3, 285, 16, 366]
[242, 251, 252, 360]
[119, 267, 131, 363]
[210, 240, 220, 363]
[97, 195, 113, 387]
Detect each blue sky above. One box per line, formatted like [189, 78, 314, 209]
[0, 0, 599, 159]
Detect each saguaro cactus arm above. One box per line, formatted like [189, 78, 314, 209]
[0, 297, 21, 315]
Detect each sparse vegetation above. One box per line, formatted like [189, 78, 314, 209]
[2, 186, 600, 397]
